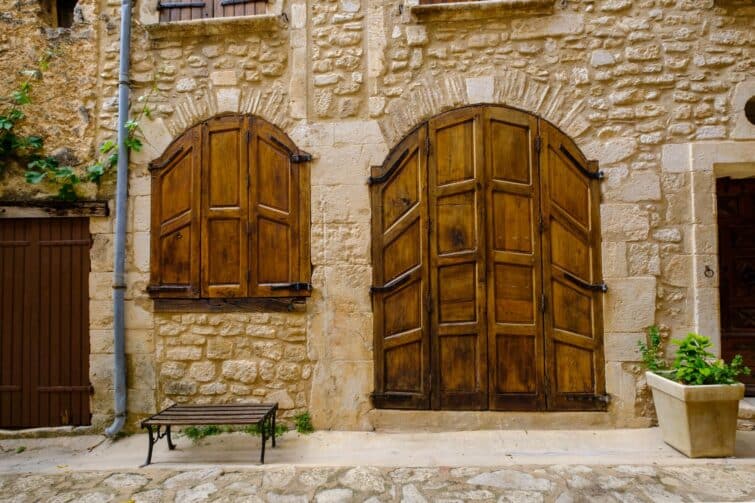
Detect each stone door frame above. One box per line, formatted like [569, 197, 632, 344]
[662, 140, 755, 356]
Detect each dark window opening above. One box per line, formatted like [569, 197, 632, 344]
[40, 0, 77, 28]
[746, 96, 755, 126]
[56, 0, 77, 28]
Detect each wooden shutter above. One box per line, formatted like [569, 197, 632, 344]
[248, 118, 310, 298]
[428, 108, 488, 410]
[158, 0, 209, 23]
[201, 116, 249, 298]
[539, 121, 607, 411]
[484, 107, 545, 411]
[370, 126, 431, 409]
[149, 128, 201, 298]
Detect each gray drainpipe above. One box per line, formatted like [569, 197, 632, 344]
[105, 0, 132, 437]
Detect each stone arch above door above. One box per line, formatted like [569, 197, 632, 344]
[376, 69, 592, 153]
[370, 104, 607, 412]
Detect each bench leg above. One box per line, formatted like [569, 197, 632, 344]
[166, 425, 176, 450]
[271, 409, 276, 448]
[260, 420, 267, 464]
[144, 425, 155, 466]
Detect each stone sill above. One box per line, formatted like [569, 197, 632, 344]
[143, 14, 285, 40]
[410, 0, 554, 21]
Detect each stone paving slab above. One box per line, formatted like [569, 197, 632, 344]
[1, 464, 755, 503]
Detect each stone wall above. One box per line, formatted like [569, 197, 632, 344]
[0, 0, 100, 199]
[1, 0, 753, 432]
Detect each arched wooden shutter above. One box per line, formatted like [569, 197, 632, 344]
[149, 127, 201, 298]
[427, 108, 487, 410]
[201, 116, 249, 298]
[539, 121, 607, 411]
[248, 118, 311, 297]
[370, 126, 430, 409]
[484, 107, 545, 411]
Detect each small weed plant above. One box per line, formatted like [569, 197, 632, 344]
[294, 411, 314, 434]
[179, 423, 288, 444]
[639, 326, 750, 385]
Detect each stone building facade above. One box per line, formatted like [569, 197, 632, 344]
[0, 0, 753, 432]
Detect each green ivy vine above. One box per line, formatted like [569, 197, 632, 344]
[0, 51, 149, 200]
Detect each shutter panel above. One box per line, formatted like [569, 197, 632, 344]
[540, 121, 607, 411]
[249, 118, 310, 297]
[370, 126, 431, 409]
[201, 116, 249, 298]
[484, 107, 545, 411]
[158, 0, 208, 22]
[149, 128, 201, 298]
[428, 108, 487, 410]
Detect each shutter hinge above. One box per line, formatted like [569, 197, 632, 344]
[425, 294, 433, 315]
[538, 215, 545, 234]
[540, 293, 547, 314]
[424, 135, 431, 158]
[246, 130, 252, 144]
[535, 136, 542, 153]
[291, 152, 312, 164]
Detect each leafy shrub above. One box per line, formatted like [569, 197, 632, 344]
[244, 423, 288, 438]
[639, 327, 750, 385]
[180, 422, 288, 444]
[294, 411, 314, 434]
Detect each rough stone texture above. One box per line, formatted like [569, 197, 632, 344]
[0, 0, 99, 200]
[155, 312, 311, 419]
[1, 465, 754, 502]
[2, 0, 753, 433]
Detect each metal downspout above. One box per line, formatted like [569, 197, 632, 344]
[105, 0, 132, 437]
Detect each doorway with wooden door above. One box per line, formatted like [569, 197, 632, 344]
[370, 105, 607, 412]
[717, 176, 755, 396]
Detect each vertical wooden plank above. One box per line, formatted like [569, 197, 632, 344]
[50, 221, 62, 425]
[38, 219, 51, 427]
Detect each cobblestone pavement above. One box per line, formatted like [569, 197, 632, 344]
[1, 464, 754, 503]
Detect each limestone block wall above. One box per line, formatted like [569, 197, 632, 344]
[0, 0, 99, 199]
[2, 0, 752, 432]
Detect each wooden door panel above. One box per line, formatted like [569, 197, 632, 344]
[249, 119, 306, 297]
[150, 130, 201, 298]
[484, 107, 544, 411]
[0, 219, 90, 429]
[371, 127, 431, 409]
[201, 116, 248, 298]
[717, 177, 755, 395]
[540, 121, 606, 411]
[429, 108, 487, 410]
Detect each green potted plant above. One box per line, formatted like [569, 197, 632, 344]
[639, 327, 750, 457]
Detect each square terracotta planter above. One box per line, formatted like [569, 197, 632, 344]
[646, 371, 745, 457]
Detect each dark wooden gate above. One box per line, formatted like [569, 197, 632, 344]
[0, 218, 91, 428]
[717, 177, 755, 396]
[371, 105, 606, 411]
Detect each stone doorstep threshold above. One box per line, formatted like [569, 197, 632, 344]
[0, 425, 95, 440]
[143, 14, 285, 40]
[410, 0, 554, 20]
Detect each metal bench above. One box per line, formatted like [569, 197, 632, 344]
[140, 402, 278, 466]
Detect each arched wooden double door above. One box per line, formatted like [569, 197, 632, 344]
[370, 106, 607, 411]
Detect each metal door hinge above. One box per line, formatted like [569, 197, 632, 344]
[424, 135, 431, 157]
[425, 294, 433, 315]
[534, 136, 542, 153]
[540, 293, 547, 314]
[538, 215, 545, 234]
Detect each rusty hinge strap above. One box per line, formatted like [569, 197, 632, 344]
[370, 271, 411, 294]
[268, 135, 312, 164]
[157, 1, 206, 9]
[564, 272, 608, 293]
[149, 145, 184, 171]
[220, 0, 253, 4]
[368, 148, 409, 185]
[269, 282, 312, 292]
[559, 145, 604, 180]
[147, 284, 193, 293]
[565, 394, 611, 403]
